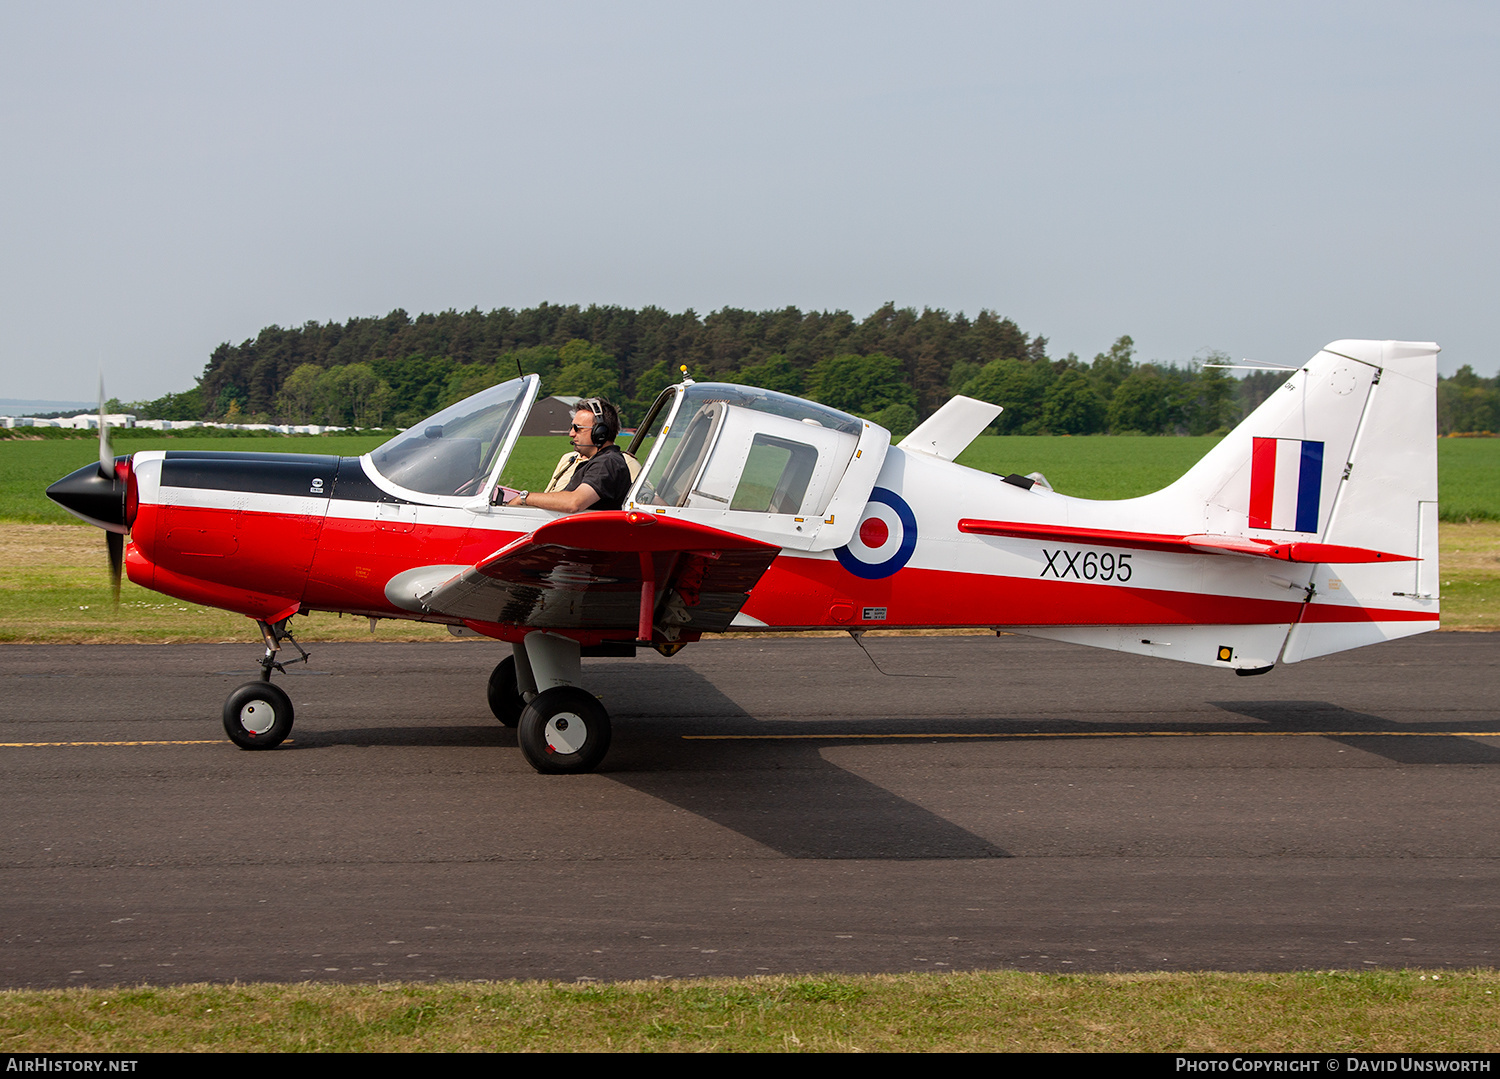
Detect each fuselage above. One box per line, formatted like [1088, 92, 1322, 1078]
[110, 441, 1433, 657]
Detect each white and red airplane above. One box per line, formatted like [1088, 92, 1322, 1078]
[47, 339, 1440, 774]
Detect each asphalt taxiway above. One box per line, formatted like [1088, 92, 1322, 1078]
[2, 632, 1496, 987]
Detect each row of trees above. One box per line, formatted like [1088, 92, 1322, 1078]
[124, 304, 1498, 435]
[1438, 366, 1500, 435]
[134, 337, 1261, 437]
[185, 303, 1042, 425]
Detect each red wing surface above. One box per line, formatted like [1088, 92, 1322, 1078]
[422, 511, 781, 632]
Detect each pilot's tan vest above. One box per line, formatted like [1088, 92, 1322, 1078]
[543, 449, 643, 494]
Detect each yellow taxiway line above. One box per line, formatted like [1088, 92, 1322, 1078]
[2, 739, 246, 747]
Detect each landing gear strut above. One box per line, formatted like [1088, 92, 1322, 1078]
[222, 618, 308, 750]
[508, 633, 613, 774]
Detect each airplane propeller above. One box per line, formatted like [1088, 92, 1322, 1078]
[97, 376, 123, 604]
[97, 373, 113, 480]
[105, 529, 124, 606]
[44, 377, 130, 608]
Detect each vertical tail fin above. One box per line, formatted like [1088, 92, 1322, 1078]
[1153, 340, 1440, 659]
[1278, 341, 1440, 659]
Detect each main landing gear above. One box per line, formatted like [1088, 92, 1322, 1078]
[222, 618, 308, 750]
[486, 656, 524, 728]
[496, 633, 613, 775]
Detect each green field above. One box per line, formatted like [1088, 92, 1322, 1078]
[7, 432, 1494, 524]
[0, 433, 575, 524]
[1429, 438, 1500, 522]
[3, 970, 1496, 1053]
[956, 434, 1500, 519]
[955, 434, 1228, 500]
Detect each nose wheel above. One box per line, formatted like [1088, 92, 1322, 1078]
[221, 616, 306, 750]
[516, 687, 611, 774]
[223, 681, 294, 749]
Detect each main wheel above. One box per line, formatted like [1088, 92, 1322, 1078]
[516, 687, 611, 774]
[222, 681, 294, 750]
[486, 656, 524, 727]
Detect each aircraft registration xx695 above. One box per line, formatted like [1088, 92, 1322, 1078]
[46, 340, 1441, 774]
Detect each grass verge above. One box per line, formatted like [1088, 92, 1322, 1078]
[3, 971, 1497, 1053]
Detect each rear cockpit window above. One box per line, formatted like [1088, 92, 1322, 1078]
[631, 383, 861, 515]
[731, 435, 819, 514]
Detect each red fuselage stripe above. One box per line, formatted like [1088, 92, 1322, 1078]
[132, 500, 1437, 629]
[744, 557, 1436, 628]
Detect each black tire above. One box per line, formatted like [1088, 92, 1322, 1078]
[222, 681, 294, 750]
[487, 656, 524, 727]
[517, 687, 611, 774]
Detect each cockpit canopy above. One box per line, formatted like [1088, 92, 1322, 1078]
[362, 374, 883, 544]
[629, 384, 863, 518]
[368, 375, 536, 499]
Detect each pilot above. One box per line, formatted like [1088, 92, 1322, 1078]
[506, 398, 633, 512]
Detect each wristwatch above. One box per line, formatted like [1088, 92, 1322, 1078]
[518, 490, 529, 506]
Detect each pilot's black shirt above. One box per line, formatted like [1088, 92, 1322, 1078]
[564, 444, 631, 511]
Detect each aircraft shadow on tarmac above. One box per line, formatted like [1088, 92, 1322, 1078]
[280, 663, 1498, 860]
[289, 661, 1013, 861]
[1212, 700, 1500, 765]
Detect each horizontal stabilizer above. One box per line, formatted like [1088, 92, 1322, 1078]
[957, 519, 1417, 564]
[898, 395, 1002, 461]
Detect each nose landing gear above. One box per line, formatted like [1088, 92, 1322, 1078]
[223, 681, 294, 749]
[222, 618, 308, 750]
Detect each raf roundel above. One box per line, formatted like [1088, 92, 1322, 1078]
[835, 487, 918, 580]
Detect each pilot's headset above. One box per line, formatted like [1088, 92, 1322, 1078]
[580, 398, 616, 446]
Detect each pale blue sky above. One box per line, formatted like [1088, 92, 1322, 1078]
[2, 1, 1495, 402]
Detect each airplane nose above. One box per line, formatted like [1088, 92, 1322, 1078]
[46, 460, 128, 532]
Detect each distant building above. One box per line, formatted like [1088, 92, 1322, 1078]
[0, 414, 134, 429]
[134, 419, 204, 430]
[521, 395, 583, 436]
[54, 413, 136, 429]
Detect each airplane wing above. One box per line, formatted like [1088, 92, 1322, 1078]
[416, 511, 781, 638]
[956, 519, 1418, 564]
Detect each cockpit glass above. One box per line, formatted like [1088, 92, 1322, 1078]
[369, 377, 532, 497]
[678, 384, 864, 437]
[632, 383, 863, 513]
